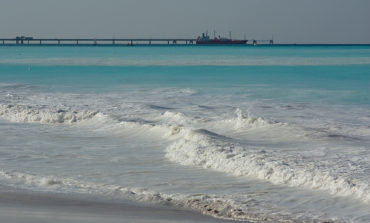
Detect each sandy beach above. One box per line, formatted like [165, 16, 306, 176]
[0, 186, 233, 223]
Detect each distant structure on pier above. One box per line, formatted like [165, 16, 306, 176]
[196, 32, 248, 45]
[15, 36, 33, 44]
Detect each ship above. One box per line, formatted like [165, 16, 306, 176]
[196, 32, 247, 45]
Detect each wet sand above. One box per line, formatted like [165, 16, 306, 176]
[0, 186, 235, 223]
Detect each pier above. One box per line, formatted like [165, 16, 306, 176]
[0, 36, 274, 46]
[1, 37, 197, 46]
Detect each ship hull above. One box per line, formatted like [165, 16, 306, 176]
[196, 40, 247, 45]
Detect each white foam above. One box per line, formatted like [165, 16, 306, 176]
[115, 120, 185, 139]
[160, 111, 193, 126]
[0, 102, 186, 142]
[165, 129, 370, 204]
[156, 109, 277, 139]
[0, 170, 331, 222]
[3, 101, 368, 206]
[215, 108, 275, 131]
[0, 104, 102, 124]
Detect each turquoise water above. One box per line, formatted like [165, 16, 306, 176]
[1, 46, 369, 105]
[1, 46, 370, 222]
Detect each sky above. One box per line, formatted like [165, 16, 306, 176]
[0, 0, 369, 43]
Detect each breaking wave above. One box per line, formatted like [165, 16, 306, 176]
[165, 128, 370, 204]
[0, 104, 103, 124]
[1, 102, 368, 221]
[212, 108, 276, 130]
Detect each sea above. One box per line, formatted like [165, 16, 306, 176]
[0, 45, 369, 222]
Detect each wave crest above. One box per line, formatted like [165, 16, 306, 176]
[165, 129, 370, 203]
[0, 104, 102, 124]
[233, 108, 274, 129]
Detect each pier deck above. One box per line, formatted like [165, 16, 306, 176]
[0, 37, 197, 46]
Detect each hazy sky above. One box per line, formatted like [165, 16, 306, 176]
[1, 0, 369, 43]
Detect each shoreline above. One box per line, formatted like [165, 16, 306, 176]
[0, 186, 236, 223]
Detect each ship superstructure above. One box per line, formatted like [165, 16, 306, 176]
[196, 32, 247, 45]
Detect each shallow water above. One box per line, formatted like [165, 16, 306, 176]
[0, 45, 370, 222]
